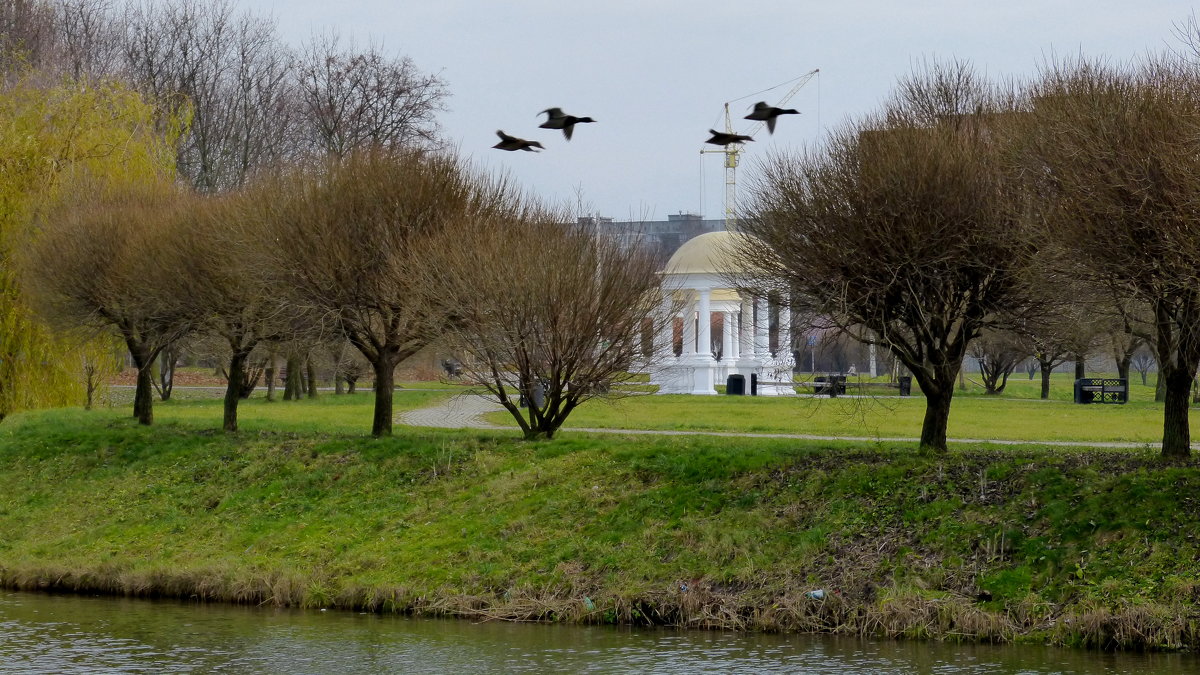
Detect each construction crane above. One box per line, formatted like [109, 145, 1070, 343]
[701, 68, 819, 229]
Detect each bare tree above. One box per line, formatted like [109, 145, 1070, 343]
[1028, 56, 1200, 457]
[24, 179, 194, 425]
[969, 330, 1027, 395]
[1109, 321, 1147, 383]
[176, 187, 303, 431]
[1019, 318, 1075, 400]
[0, 0, 56, 77]
[54, 0, 119, 81]
[737, 61, 1035, 452]
[295, 32, 447, 157]
[422, 212, 672, 440]
[327, 338, 365, 394]
[152, 337, 184, 401]
[259, 149, 516, 436]
[121, 0, 295, 192]
[1132, 348, 1156, 387]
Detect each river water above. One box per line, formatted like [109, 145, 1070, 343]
[0, 590, 1192, 673]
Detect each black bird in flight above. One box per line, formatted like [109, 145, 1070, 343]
[493, 130, 544, 152]
[538, 107, 597, 140]
[705, 129, 754, 146]
[744, 101, 800, 134]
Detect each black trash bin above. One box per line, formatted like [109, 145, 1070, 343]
[750, 373, 758, 396]
[897, 376, 912, 397]
[828, 375, 846, 397]
[726, 374, 746, 395]
[813, 375, 827, 395]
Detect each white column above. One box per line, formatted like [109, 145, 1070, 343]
[681, 305, 696, 357]
[778, 306, 792, 361]
[690, 288, 716, 394]
[651, 293, 691, 395]
[737, 298, 754, 365]
[656, 296, 675, 359]
[696, 288, 712, 359]
[754, 297, 769, 358]
[731, 311, 741, 359]
[721, 311, 734, 361]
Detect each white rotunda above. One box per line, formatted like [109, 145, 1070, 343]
[648, 231, 795, 395]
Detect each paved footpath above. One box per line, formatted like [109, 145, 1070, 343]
[399, 392, 509, 430]
[397, 394, 1157, 449]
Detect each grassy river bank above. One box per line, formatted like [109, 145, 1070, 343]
[1, 392, 1198, 650]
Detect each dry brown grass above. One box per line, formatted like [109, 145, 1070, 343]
[6, 563, 1193, 650]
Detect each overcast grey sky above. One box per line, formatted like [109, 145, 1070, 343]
[243, 0, 1189, 220]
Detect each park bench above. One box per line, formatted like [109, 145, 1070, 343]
[794, 375, 913, 397]
[1073, 378, 1127, 404]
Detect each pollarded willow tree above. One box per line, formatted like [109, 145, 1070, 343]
[25, 178, 195, 425]
[1027, 56, 1200, 458]
[735, 61, 1038, 452]
[421, 212, 672, 440]
[259, 148, 519, 437]
[174, 187, 303, 432]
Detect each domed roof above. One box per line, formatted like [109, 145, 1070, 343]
[663, 230, 754, 275]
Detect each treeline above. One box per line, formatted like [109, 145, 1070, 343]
[0, 0, 451, 423]
[1, 0, 448, 188]
[737, 43, 1200, 457]
[17, 145, 666, 440]
[0, 0, 667, 440]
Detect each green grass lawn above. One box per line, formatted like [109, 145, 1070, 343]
[786, 370, 1156, 402]
[1, 401, 1199, 648]
[475, 373, 1179, 445]
[108, 371, 1178, 446]
[105, 389, 454, 435]
[913, 370, 1156, 402]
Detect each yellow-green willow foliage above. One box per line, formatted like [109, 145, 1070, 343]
[0, 74, 178, 420]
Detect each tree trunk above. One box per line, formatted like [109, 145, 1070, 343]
[125, 340, 157, 426]
[980, 363, 1013, 395]
[919, 385, 953, 452]
[223, 349, 250, 432]
[347, 376, 357, 394]
[158, 346, 175, 401]
[1155, 370, 1166, 403]
[1039, 362, 1053, 400]
[1153, 300, 1200, 457]
[371, 357, 397, 437]
[1074, 355, 1085, 380]
[1162, 367, 1192, 458]
[84, 361, 99, 410]
[133, 363, 154, 425]
[237, 359, 263, 399]
[265, 362, 276, 402]
[331, 343, 345, 394]
[284, 355, 303, 400]
[306, 356, 318, 398]
[1117, 355, 1131, 382]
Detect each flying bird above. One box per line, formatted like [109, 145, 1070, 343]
[538, 107, 597, 140]
[493, 130, 544, 152]
[744, 101, 800, 134]
[705, 129, 754, 146]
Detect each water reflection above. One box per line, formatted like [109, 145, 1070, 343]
[0, 591, 1192, 673]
